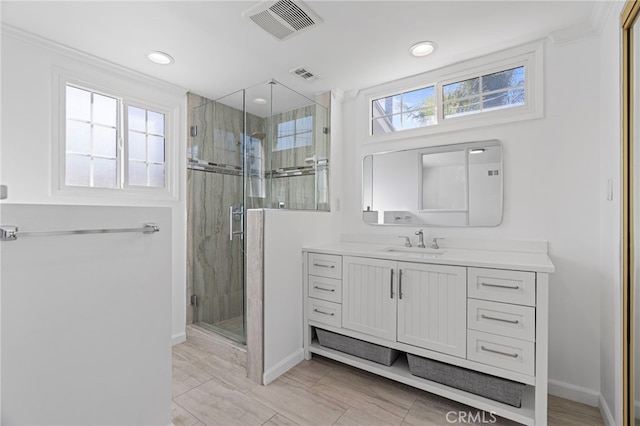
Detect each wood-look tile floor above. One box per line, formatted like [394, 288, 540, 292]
[172, 337, 605, 426]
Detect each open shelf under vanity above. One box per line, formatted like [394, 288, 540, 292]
[308, 339, 536, 425]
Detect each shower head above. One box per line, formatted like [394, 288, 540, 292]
[250, 132, 266, 140]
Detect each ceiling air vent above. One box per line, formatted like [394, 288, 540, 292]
[243, 0, 323, 41]
[290, 66, 318, 82]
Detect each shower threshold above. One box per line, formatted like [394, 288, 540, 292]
[195, 316, 245, 345]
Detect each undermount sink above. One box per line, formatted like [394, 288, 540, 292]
[381, 247, 446, 257]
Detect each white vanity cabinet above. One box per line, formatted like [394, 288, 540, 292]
[396, 261, 467, 358]
[341, 256, 467, 357]
[307, 253, 343, 328]
[303, 244, 554, 426]
[341, 257, 397, 341]
[466, 267, 537, 376]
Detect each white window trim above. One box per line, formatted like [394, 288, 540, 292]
[122, 99, 170, 190]
[360, 41, 544, 144]
[52, 68, 181, 202]
[64, 83, 124, 189]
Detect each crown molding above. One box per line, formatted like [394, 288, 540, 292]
[549, 1, 617, 45]
[1, 23, 187, 97]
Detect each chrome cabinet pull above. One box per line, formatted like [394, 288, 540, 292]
[480, 345, 519, 358]
[313, 263, 335, 269]
[390, 269, 395, 298]
[480, 282, 520, 290]
[398, 269, 403, 300]
[314, 286, 335, 292]
[313, 308, 334, 316]
[481, 314, 519, 324]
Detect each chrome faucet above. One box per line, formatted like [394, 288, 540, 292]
[415, 229, 425, 248]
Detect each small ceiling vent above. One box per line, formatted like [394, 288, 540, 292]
[290, 66, 318, 82]
[243, 0, 323, 41]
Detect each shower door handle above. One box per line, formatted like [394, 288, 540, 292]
[229, 205, 244, 241]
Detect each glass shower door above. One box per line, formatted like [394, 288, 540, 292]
[190, 90, 246, 343]
[187, 80, 330, 345]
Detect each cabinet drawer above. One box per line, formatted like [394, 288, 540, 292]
[308, 298, 342, 328]
[468, 268, 536, 306]
[467, 299, 535, 342]
[308, 253, 342, 279]
[308, 275, 342, 303]
[467, 330, 535, 376]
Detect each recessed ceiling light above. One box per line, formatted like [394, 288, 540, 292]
[409, 41, 436, 57]
[254, 98, 268, 105]
[147, 51, 174, 65]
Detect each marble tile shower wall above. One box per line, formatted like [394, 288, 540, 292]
[191, 100, 264, 169]
[267, 104, 328, 210]
[271, 175, 316, 210]
[191, 170, 244, 325]
[186, 93, 207, 326]
[190, 99, 263, 327]
[269, 105, 318, 169]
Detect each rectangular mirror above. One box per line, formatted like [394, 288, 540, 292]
[363, 140, 503, 226]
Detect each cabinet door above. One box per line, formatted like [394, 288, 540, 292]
[397, 262, 467, 358]
[342, 256, 397, 341]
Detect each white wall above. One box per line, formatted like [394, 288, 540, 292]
[262, 209, 339, 383]
[261, 91, 343, 383]
[0, 204, 172, 425]
[0, 27, 188, 344]
[597, 3, 623, 424]
[340, 37, 605, 404]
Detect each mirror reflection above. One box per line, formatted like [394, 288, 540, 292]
[421, 150, 467, 211]
[363, 140, 503, 226]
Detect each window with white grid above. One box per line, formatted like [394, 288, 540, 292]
[365, 43, 542, 140]
[64, 84, 167, 190]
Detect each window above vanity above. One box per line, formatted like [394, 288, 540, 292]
[361, 41, 543, 143]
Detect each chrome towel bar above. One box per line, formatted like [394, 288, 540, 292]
[0, 223, 159, 242]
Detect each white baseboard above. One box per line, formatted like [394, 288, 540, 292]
[598, 393, 615, 426]
[171, 331, 186, 346]
[263, 349, 304, 385]
[548, 379, 600, 406]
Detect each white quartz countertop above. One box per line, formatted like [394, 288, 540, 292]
[302, 242, 555, 273]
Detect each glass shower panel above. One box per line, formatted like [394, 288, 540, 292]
[188, 80, 330, 346]
[244, 83, 269, 210]
[191, 90, 246, 343]
[257, 82, 329, 210]
[314, 104, 330, 210]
